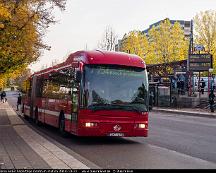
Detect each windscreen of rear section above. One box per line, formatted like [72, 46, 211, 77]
[83, 65, 149, 113]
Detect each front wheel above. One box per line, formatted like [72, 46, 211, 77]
[35, 108, 41, 126]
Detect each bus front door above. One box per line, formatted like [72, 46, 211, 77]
[71, 87, 79, 133]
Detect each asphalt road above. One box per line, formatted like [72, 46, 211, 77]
[6, 91, 216, 169]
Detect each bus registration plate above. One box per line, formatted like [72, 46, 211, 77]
[108, 133, 124, 137]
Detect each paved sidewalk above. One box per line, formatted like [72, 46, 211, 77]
[0, 102, 50, 169]
[153, 107, 216, 118]
[0, 102, 90, 169]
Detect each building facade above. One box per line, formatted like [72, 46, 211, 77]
[142, 18, 191, 37]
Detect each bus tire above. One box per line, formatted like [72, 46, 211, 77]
[59, 114, 67, 137]
[35, 108, 41, 126]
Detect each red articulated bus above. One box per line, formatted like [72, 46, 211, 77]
[22, 50, 149, 137]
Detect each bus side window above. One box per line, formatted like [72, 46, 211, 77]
[36, 78, 44, 97]
[42, 80, 49, 98]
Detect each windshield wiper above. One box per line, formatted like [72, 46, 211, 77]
[88, 103, 112, 111]
[131, 97, 145, 104]
[88, 103, 144, 113]
[110, 104, 143, 113]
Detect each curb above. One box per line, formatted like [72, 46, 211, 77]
[152, 108, 216, 118]
[11, 105, 100, 169]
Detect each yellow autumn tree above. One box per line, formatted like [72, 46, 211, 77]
[194, 10, 216, 73]
[13, 68, 31, 92]
[120, 31, 150, 60]
[0, 65, 29, 91]
[148, 19, 188, 64]
[0, 0, 66, 90]
[120, 20, 188, 76]
[0, 2, 11, 29]
[146, 19, 188, 76]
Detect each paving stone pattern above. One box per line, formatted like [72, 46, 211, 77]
[0, 102, 90, 169]
[0, 103, 50, 169]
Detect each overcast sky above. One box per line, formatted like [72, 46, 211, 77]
[29, 0, 216, 72]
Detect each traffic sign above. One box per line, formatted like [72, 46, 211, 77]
[194, 45, 205, 51]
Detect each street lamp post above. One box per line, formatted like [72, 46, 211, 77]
[208, 68, 214, 95]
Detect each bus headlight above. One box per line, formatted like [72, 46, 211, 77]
[85, 122, 97, 127]
[138, 124, 146, 129]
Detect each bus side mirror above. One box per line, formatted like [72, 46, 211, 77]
[75, 71, 81, 83]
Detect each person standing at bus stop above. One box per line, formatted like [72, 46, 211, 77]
[200, 78, 206, 94]
[16, 93, 22, 111]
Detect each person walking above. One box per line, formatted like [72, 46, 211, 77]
[149, 91, 154, 111]
[180, 80, 184, 95]
[0, 91, 3, 102]
[16, 93, 22, 111]
[177, 79, 180, 95]
[1, 91, 6, 103]
[209, 90, 215, 112]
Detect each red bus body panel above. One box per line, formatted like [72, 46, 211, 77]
[77, 110, 148, 137]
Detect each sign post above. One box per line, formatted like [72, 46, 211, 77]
[209, 68, 214, 95]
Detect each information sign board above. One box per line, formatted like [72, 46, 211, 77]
[188, 54, 212, 72]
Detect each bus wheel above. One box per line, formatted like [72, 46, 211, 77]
[35, 108, 41, 126]
[24, 114, 28, 120]
[59, 115, 67, 137]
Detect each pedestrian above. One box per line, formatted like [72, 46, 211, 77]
[149, 91, 154, 111]
[200, 78, 206, 94]
[1, 91, 6, 103]
[213, 80, 216, 92]
[16, 93, 22, 111]
[177, 79, 180, 95]
[180, 80, 184, 95]
[0, 92, 2, 102]
[209, 90, 215, 112]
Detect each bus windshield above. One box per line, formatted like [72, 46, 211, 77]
[84, 65, 149, 112]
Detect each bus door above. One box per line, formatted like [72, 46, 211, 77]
[24, 79, 32, 117]
[71, 84, 79, 133]
[30, 75, 37, 119]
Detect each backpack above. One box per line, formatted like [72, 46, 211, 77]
[2, 92, 6, 97]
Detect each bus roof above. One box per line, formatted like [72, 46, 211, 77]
[66, 50, 145, 68]
[33, 50, 146, 77]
